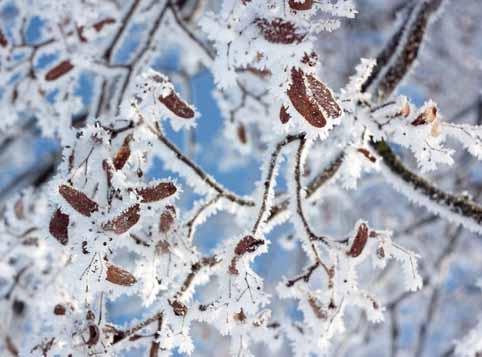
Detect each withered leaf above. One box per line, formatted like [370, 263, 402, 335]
[280, 105, 291, 124]
[59, 185, 99, 216]
[45, 60, 74, 81]
[287, 68, 327, 128]
[113, 134, 132, 170]
[135, 182, 177, 203]
[106, 264, 137, 286]
[347, 223, 369, 257]
[255, 18, 305, 44]
[103, 204, 140, 234]
[234, 235, 264, 255]
[49, 208, 70, 245]
[159, 206, 176, 233]
[305, 74, 342, 119]
[159, 92, 195, 119]
[288, 0, 313, 10]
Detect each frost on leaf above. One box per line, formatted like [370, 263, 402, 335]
[287, 68, 342, 128]
[106, 264, 137, 286]
[58, 184, 99, 216]
[135, 182, 177, 203]
[103, 204, 141, 234]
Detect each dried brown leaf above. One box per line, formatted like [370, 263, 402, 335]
[106, 264, 137, 286]
[159, 92, 195, 119]
[103, 204, 140, 234]
[287, 68, 327, 128]
[280, 105, 291, 124]
[135, 182, 177, 203]
[49, 208, 70, 245]
[45, 60, 74, 81]
[305, 74, 342, 119]
[113, 135, 132, 170]
[255, 18, 305, 44]
[347, 223, 369, 257]
[59, 184, 99, 216]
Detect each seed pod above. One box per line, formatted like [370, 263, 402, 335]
[255, 18, 305, 44]
[287, 68, 327, 128]
[288, 0, 313, 11]
[159, 206, 176, 233]
[59, 185, 99, 216]
[49, 208, 70, 245]
[45, 60, 74, 81]
[305, 74, 342, 119]
[103, 204, 140, 234]
[135, 182, 177, 203]
[280, 105, 291, 124]
[113, 135, 132, 170]
[347, 223, 369, 257]
[159, 92, 195, 119]
[106, 264, 137, 286]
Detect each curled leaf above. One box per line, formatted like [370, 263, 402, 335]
[347, 223, 369, 257]
[59, 184, 99, 216]
[49, 208, 70, 245]
[135, 182, 177, 203]
[106, 264, 137, 286]
[103, 204, 140, 234]
[45, 60, 74, 81]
